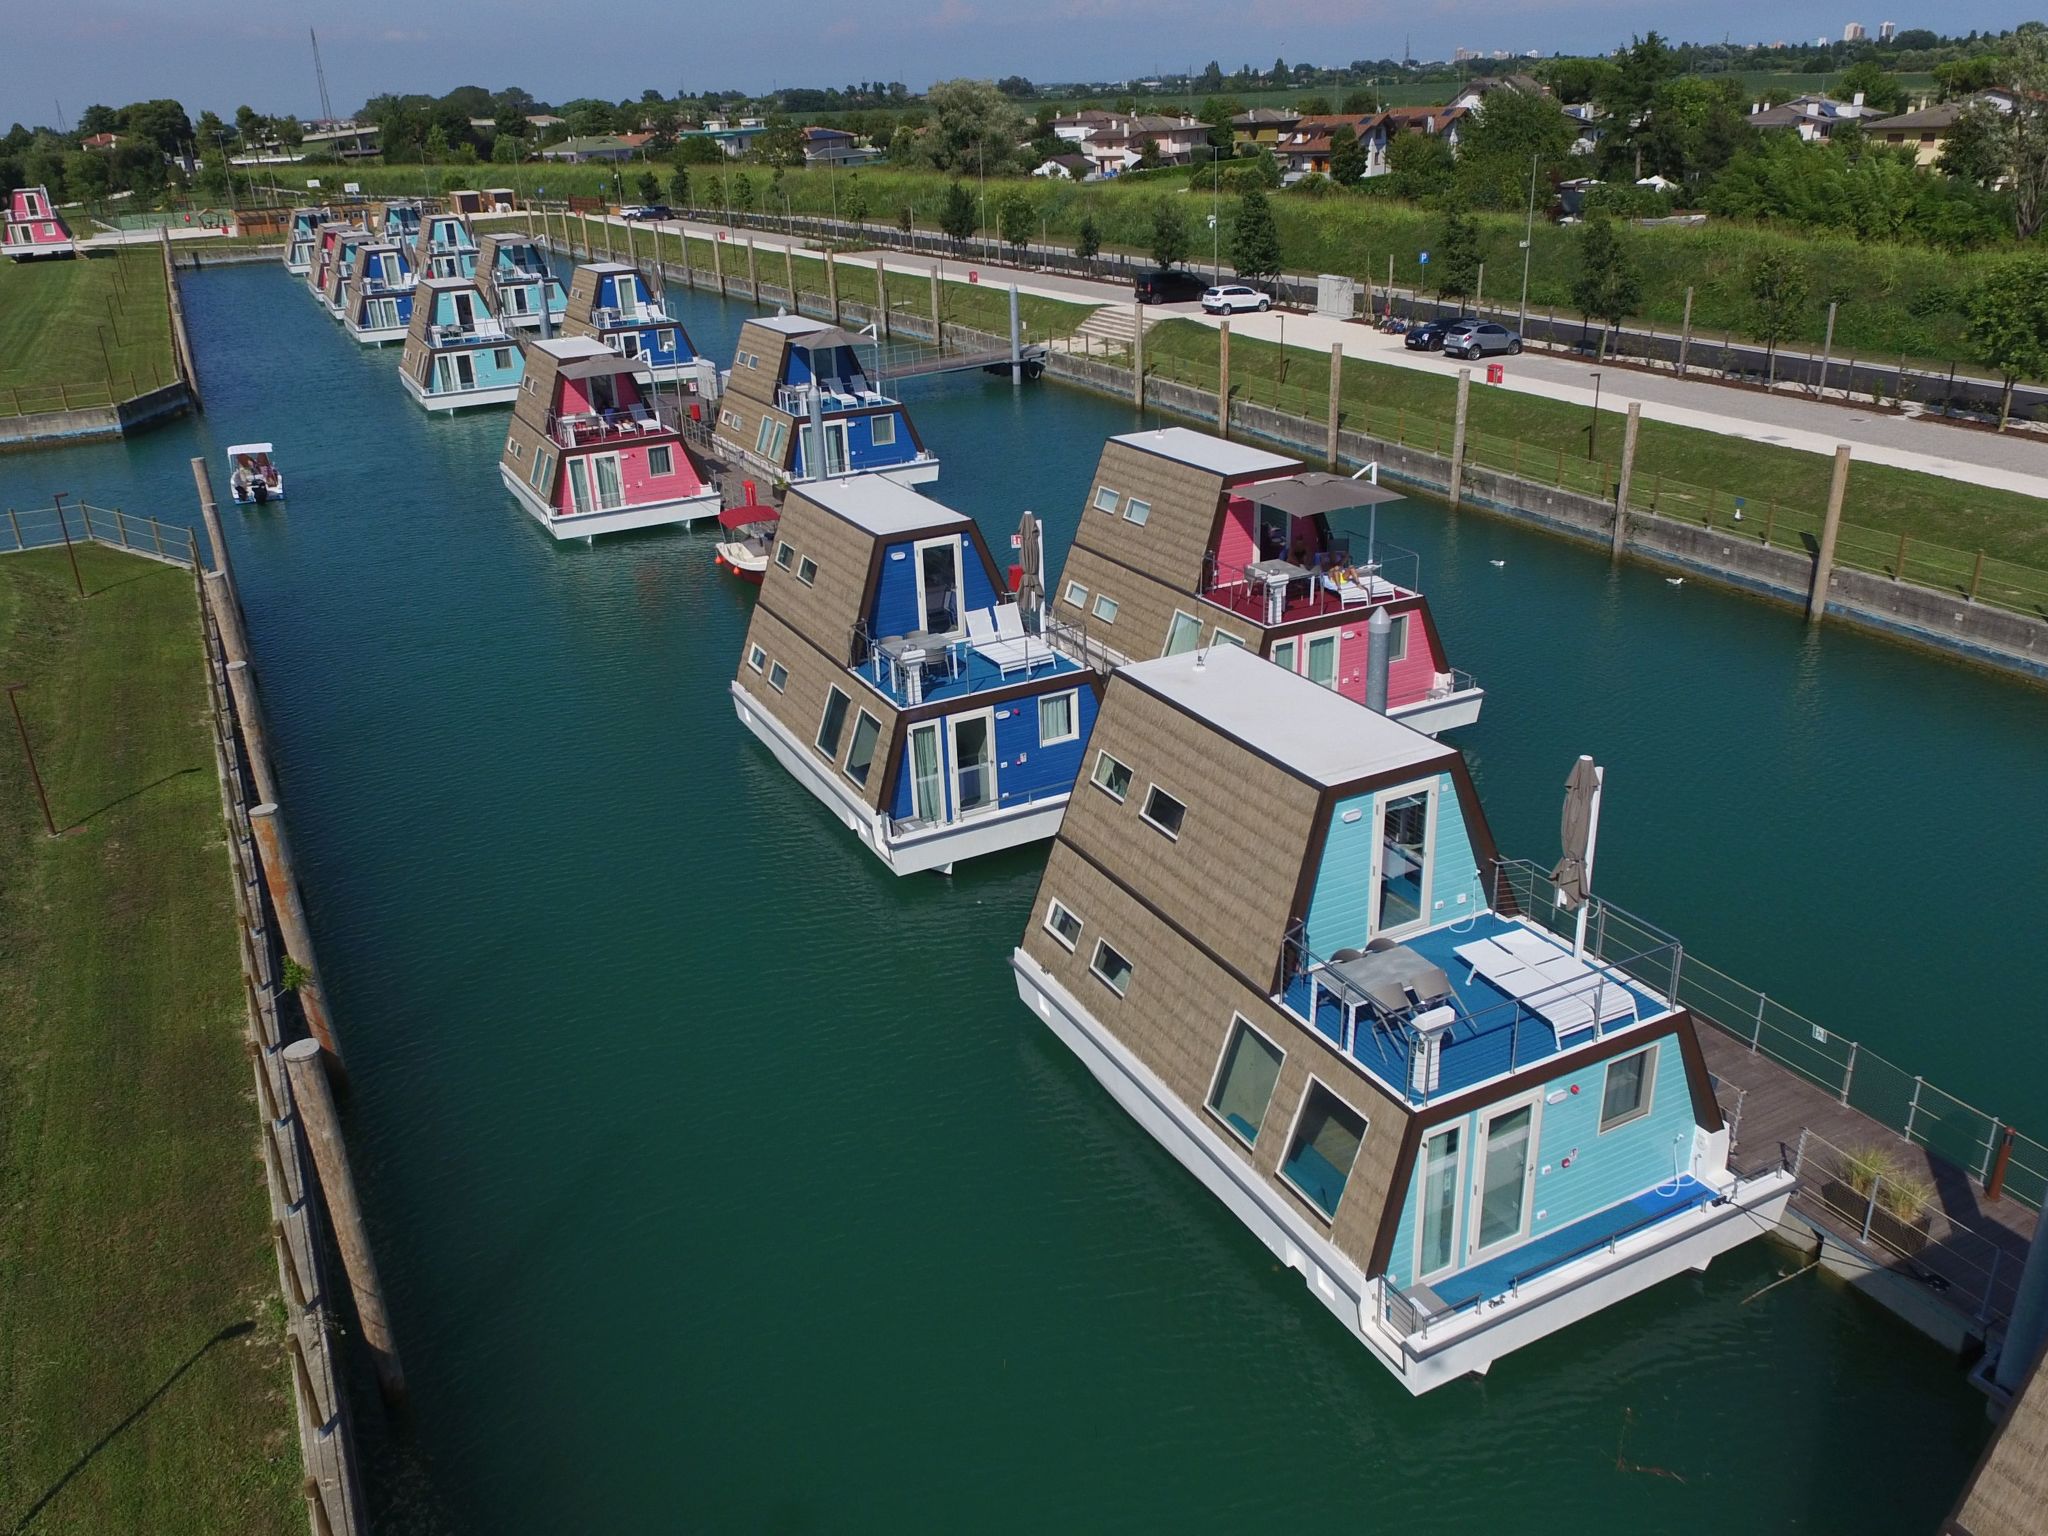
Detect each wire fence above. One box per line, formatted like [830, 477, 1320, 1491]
[3, 502, 199, 566]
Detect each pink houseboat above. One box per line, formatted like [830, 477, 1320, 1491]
[498, 336, 721, 540]
[4, 186, 76, 260]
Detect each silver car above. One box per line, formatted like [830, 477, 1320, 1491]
[1441, 319, 1522, 359]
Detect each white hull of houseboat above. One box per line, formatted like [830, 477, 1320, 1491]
[348, 320, 410, 346]
[1009, 948, 1795, 1394]
[7, 242, 76, 261]
[1389, 684, 1485, 737]
[398, 370, 521, 413]
[731, 680, 1067, 875]
[284, 254, 311, 275]
[499, 465, 721, 540]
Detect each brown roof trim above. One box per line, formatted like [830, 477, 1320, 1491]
[1670, 1011, 1725, 1133]
[1247, 590, 1431, 644]
[1276, 788, 1338, 992]
[894, 665, 1105, 727]
[1368, 1117, 1427, 1275]
[1407, 1014, 1708, 1131]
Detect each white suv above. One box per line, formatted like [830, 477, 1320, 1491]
[1201, 284, 1271, 314]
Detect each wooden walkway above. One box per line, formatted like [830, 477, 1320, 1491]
[1700, 1025, 2035, 1336]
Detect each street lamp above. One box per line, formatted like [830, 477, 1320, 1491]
[1588, 370, 1603, 461]
[1516, 150, 1537, 334]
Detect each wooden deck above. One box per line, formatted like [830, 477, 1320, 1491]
[1700, 1024, 2035, 1337]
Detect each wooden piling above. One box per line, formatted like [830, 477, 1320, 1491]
[190, 456, 237, 590]
[224, 661, 282, 809]
[875, 258, 890, 338]
[711, 233, 724, 297]
[1217, 320, 1231, 439]
[248, 804, 343, 1069]
[1325, 342, 1344, 469]
[1132, 303, 1145, 409]
[1447, 367, 1471, 509]
[746, 238, 759, 302]
[1807, 445, 1852, 624]
[282, 1038, 404, 1406]
[1969, 549, 1985, 603]
[825, 249, 839, 322]
[783, 243, 796, 309]
[1611, 401, 1641, 560]
[929, 266, 941, 349]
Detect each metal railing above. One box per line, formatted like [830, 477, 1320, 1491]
[775, 380, 892, 416]
[545, 401, 680, 449]
[429, 319, 511, 346]
[591, 303, 672, 327]
[3, 501, 198, 566]
[1198, 542, 1421, 624]
[848, 610, 1097, 707]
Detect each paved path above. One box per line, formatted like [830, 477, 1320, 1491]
[628, 215, 2048, 502]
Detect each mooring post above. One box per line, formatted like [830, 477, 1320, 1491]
[1678, 286, 1694, 376]
[875, 258, 890, 338]
[1009, 284, 1022, 387]
[1807, 445, 1852, 624]
[679, 228, 693, 289]
[783, 242, 796, 308]
[745, 238, 759, 302]
[929, 265, 942, 349]
[1132, 303, 1145, 409]
[1326, 342, 1344, 469]
[710, 233, 724, 297]
[825, 249, 839, 322]
[1612, 402, 1641, 560]
[1447, 367, 1472, 509]
[1217, 319, 1231, 439]
[190, 456, 237, 591]
[224, 662, 282, 809]
[247, 804, 344, 1071]
[281, 1039, 404, 1406]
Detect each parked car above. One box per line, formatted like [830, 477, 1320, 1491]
[620, 204, 673, 222]
[1135, 268, 1207, 304]
[1440, 319, 1522, 359]
[1403, 317, 1465, 351]
[1201, 283, 1271, 315]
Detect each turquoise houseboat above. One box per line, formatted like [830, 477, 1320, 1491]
[562, 261, 715, 391]
[342, 240, 418, 345]
[1012, 644, 1793, 1391]
[711, 315, 938, 490]
[477, 232, 567, 332]
[732, 478, 1104, 875]
[283, 207, 329, 275]
[381, 200, 423, 245]
[412, 212, 478, 279]
[397, 277, 524, 412]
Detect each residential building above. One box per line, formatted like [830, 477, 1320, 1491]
[1032, 154, 1094, 180]
[1230, 107, 1301, 155]
[1865, 91, 2017, 167]
[1448, 75, 1548, 113]
[536, 134, 652, 164]
[1747, 92, 1883, 142]
[1843, 21, 1867, 41]
[1879, 20, 1897, 40]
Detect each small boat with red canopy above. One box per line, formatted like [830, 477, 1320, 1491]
[714, 487, 779, 584]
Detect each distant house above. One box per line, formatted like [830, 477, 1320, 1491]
[800, 125, 878, 166]
[1230, 107, 1300, 155]
[1864, 91, 2016, 167]
[1051, 110, 1119, 146]
[1561, 103, 1605, 158]
[538, 135, 647, 164]
[1375, 105, 1471, 161]
[81, 132, 125, 151]
[1273, 114, 1386, 180]
[1449, 75, 1548, 113]
[1747, 93, 1884, 143]
[1032, 153, 1093, 180]
[675, 117, 765, 158]
[1074, 112, 1208, 175]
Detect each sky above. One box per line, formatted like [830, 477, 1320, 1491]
[1, 0, 2035, 127]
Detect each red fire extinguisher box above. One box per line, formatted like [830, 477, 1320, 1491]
[1486, 363, 1505, 385]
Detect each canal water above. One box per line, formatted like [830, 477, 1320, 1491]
[12, 264, 2045, 1532]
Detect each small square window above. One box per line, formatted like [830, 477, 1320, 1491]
[1208, 1017, 1284, 1147]
[1281, 1080, 1368, 1220]
[1092, 594, 1119, 624]
[872, 414, 897, 446]
[767, 662, 789, 692]
[775, 543, 796, 570]
[647, 445, 673, 477]
[1043, 899, 1083, 951]
[1092, 485, 1121, 514]
[1140, 785, 1186, 839]
[1124, 497, 1151, 526]
[1600, 1046, 1657, 1132]
[1064, 580, 1088, 608]
[1038, 690, 1078, 745]
[1090, 938, 1133, 996]
[747, 645, 767, 673]
[797, 556, 818, 585]
[1388, 613, 1410, 664]
[1091, 751, 1132, 802]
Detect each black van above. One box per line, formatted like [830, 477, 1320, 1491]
[1135, 268, 1207, 304]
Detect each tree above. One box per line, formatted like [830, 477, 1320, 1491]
[999, 190, 1035, 255]
[491, 133, 521, 164]
[1966, 256, 2048, 428]
[897, 203, 914, 235]
[939, 179, 977, 248]
[638, 171, 662, 204]
[1455, 89, 1572, 206]
[1295, 96, 1332, 116]
[1837, 60, 1908, 115]
[234, 105, 264, 146]
[1151, 198, 1190, 268]
[845, 174, 869, 229]
[752, 122, 804, 167]
[731, 171, 754, 213]
[1197, 97, 1237, 154]
[1076, 212, 1102, 272]
[919, 78, 1027, 174]
[1940, 102, 2007, 188]
[1386, 131, 1455, 201]
[424, 123, 452, 162]
[1570, 217, 1641, 359]
[670, 164, 691, 206]
[1636, 76, 1751, 183]
[1328, 124, 1366, 186]
[1995, 26, 2048, 238]
[1432, 203, 1482, 301]
[1230, 185, 1281, 284]
[1341, 89, 1378, 115]
[1747, 250, 1809, 381]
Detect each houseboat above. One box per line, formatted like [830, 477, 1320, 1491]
[1049, 427, 1481, 735]
[731, 478, 1103, 874]
[4, 186, 75, 260]
[342, 240, 417, 344]
[305, 220, 353, 300]
[711, 315, 938, 490]
[499, 336, 720, 538]
[477, 232, 567, 332]
[1011, 643, 1793, 1392]
[381, 200, 423, 246]
[318, 227, 369, 318]
[283, 207, 329, 275]
[412, 211, 479, 279]
[397, 277, 524, 412]
[561, 262, 716, 393]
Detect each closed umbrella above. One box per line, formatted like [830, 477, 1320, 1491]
[1016, 509, 1044, 626]
[1550, 755, 1604, 956]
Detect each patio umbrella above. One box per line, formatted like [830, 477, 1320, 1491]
[1551, 755, 1604, 956]
[1016, 510, 1044, 625]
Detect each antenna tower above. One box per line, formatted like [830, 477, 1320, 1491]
[311, 28, 336, 125]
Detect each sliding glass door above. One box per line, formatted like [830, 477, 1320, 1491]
[1471, 1099, 1538, 1258]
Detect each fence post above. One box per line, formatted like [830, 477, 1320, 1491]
[1860, 1176, 1880, 1243]
[1840, 1039, 1858, 1106]
[710, 232, 724, 296]
[1893, 531, 1908, 581]
[1677, 286, 1693, 376]
[1326, 342, 1343, 469]
[1904, 1076, 1923, 1141]
[929, 266, 941, 349]
[6, 507, 20, 551]
[1447, 367, 1471, 509]
[1987, 1125, 2017, 1200]
[1762, 500, 1776, 548]
[1817, 300, 1837, 398]
[1217, 320, 1231, 439]
[1807, 445, 1851, 625]
[282, 1039, 405, 1407]
[1611, 401, 1641, 560]
[783, 243, 796, 308]
[1792, 1126, 1810, 1179]
[1132, 303, 1145, 409]
[1969, 550, 1985, 603]
[1750, 992, 1767, 1052]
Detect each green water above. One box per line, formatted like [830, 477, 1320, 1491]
[13, 265, 2046, 1532]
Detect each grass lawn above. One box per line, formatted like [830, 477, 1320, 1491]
[0, 544, 301, 1536]
[0, 250, 176, 416]
[1141, 320, 2048, 607]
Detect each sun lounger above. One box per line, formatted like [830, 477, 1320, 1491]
[968, 605, 1056, 677]
[1454, 935, 1636, 1044]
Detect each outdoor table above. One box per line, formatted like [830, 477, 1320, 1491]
[1322, 944, 1454, 1020]
[1246, 559, 1309, 625]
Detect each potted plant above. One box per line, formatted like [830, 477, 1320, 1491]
[1821, 1143, 1936, 1258]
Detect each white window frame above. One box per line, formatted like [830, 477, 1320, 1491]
[815, 686, 852, 759]
[1272, 637, 1298, 672]
[796, 555, 819, 586]
[1205, 1014, 1286, 1151]
[1123, 497, 1151, 526]
[842, 709, 884, 788]
[746, 644, 767, 673]
[1139, 783, 1187, 840]
[912, 534, 966, 638]
[647, 444, 674, 477]
[1092, 594, 1119, 624]
[1089, 937, 1133, 997]
[871, 413, 897, 447]
[948, 707, 999, 818]
[1598, 1045, 1659, 1134]
[767, 661, 789, 693]
[1413, 1121, 1469, 1283]
[1210, 627, 1246, 648]
[1305, 630, 1339, 690]
[1369, 775, 1439, 941]
[1042, 898, 1084, 952]
[1277, 1074, 1370, 1224]
[756, 417, 778, 455]
[1467, 1089, 1545, 1260]
[775, 542, 796, 570]
[1037, 689, 1080, 746]
[1387, 612, 1411, 664]
[1163, 610, 1202, 657]
[1063, 580, 1088, 608]
[1090, 750, 1132, 803]
[1092, 485, 1121, 514]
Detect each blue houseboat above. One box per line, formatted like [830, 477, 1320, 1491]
[562, 261, 716, 392]
[342, 240, 418, 345]
[397, 276, 524, 412]
[732, 478, 1105, 874]
[1012, 644, 1794, 1391]
[477, 232, 567, 332]
[412, 211, 479, 279]
[381, 199, 423, 245]
[711, 315, 938, 490]
[283, 207, 328, 275]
